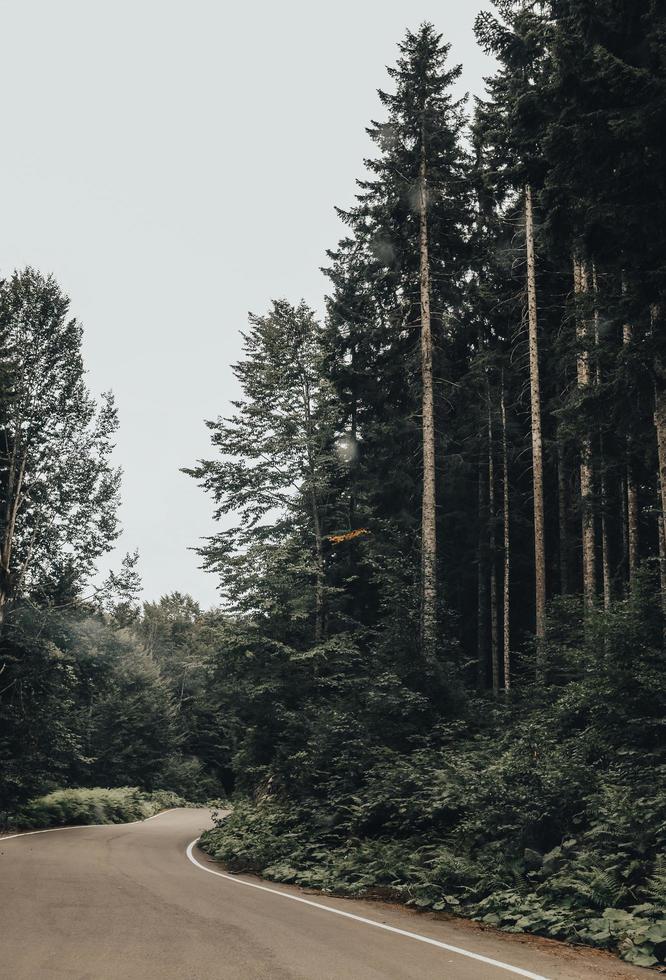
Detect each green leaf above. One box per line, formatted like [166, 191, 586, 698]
[622, 947, 658, 968]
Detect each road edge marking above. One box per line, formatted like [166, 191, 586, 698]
[0, 808, 178, 841]
[185, 839, 550, 980]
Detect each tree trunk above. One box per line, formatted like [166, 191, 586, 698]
[659, 516, 666, 631]
[592, 265, 611, 610]
[622, 277, 639, 585]
[599, 462, 611, 609]
[573, 253, 597, 609]
[653, 305, 666, 545]
[311, 488, 326, 644]
[525, 184, 546, 641]
[349, 346, 358, 527]
[500, 373, 511, 692]
[650, 305, 666, 629]
[620, 474, 629, 583]
[655, 377, 666, 627]
[488, 391, 499, 694]
[0, 441, 27, 625]
[626, 457, 639, 588]
[656, 389, 666, 550]
[556, 425, 569, 594]
[301, 377, 326, 643]
[477, 419, 488, 688]
[419, 128, 438, 660]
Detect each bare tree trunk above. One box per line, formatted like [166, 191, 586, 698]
[655, 377, 666, 628]
[620, 474, 629, 583]
[556, 425, 569, 594]
[301, 377, 325, 643]
[525, 184, 546, 641]
[501, 373, 511, 692]
[599, 466, 611, 609]
[488, 392, 499, 695]
[573, 253, 597, 609]
[349, 347, 358, 527]
[626, 458, 639, 587]
[659, 516, 666, 633]
[592, 265, 611, 610]
[310, 487, 326, 644]
[419, 129, 438, 660]
[656, 390, 666, 547]
[0, 443, 27, 625]
[650, 305, 666, 629]
[622, 278, 639, 585]
[477, 421, 488, 688]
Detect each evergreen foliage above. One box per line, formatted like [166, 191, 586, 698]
[187, 15, 666, 968]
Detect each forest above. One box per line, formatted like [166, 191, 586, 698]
[1, 0, 665, 971]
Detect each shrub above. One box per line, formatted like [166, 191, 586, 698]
[9, 786, 189, 830]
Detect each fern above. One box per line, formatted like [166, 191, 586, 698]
[645, 854, 666, 906]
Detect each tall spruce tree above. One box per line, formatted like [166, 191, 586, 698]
[326, 24, 470, 661]
[475, 1, 552, 641]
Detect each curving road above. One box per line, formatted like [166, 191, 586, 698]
[0, 808, 648, 979]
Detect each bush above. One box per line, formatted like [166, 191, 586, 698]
[9, 786, 189, 830]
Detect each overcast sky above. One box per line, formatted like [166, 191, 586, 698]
[0, 1, 494, 608]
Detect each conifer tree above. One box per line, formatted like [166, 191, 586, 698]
[327, 23, 470, 661]
[185, 300, 335, 643]
[475, 1, 552, 640]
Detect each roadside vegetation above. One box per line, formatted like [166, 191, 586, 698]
[199, 597, 666, 970]
[1, 1, 665, 972]
[9, 787, 189, 830]
[195, 581, 666, 971]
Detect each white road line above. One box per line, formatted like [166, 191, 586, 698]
[185, 839, 550, 980]
[0, 808, 177, 841]
[142, 808, 178, 822]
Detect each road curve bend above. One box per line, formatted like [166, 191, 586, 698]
[0, 808, 649, 979]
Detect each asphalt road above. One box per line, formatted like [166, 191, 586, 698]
[0, 808, 649, 979]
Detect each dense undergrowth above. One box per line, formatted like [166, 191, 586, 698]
[199, 595, 666, 972]
[201, 752, 666, 970]
[6, 786, 190, 830]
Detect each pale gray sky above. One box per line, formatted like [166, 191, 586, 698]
[0, 1, 494, 607]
